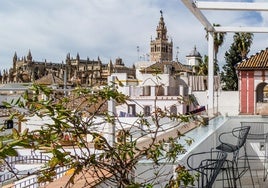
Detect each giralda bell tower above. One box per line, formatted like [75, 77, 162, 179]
[150, 10, 173, 62]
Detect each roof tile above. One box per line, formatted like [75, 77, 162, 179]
[237, 48, 268, 70]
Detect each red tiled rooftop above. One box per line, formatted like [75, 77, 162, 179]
[237, 48, 268, 70]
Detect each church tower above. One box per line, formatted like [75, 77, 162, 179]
[150, 11, 173, 62]
[186, 46, 202, 67]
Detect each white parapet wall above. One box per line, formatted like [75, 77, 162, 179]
[192, 91, 239, 116]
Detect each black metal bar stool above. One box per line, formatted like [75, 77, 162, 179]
[216, 126, 254, 188]
[241, 121, 268, 181]
[186, 149, 227, 188]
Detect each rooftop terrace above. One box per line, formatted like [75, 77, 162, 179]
[178, 116, 268, 188]
[1, 115, 268, 187]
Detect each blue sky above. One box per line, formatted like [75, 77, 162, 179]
[1, 0, 268, 71]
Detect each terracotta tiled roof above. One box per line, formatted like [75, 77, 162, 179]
[236, 48, 268, 70]
[35, 73, 70, 86]
[65, 94, 108, 115]
[41, 168, 111, 188]
[140, 61, 192, 74]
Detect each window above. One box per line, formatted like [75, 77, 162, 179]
[5, 120, 13, 129]
[128, 105, 136, 116]
[170, 105, 177, 116]
[144, 106, 151, 117]
[143, 86, 151, 96]
[156, 86, 164, 96]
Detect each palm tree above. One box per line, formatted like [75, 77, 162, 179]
[212, 24, 226, 61]
[205, 23, 226, 74]
[196, 56, 208, 76]
[233, 32, 254, 60]
[196, 55, 219, 76]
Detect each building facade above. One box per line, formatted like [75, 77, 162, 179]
[0, 51, 135, 86]
[237, 48, 268, 115]
[114, 12, 205, 117]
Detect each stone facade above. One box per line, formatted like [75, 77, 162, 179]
[0, 51, 135, 86]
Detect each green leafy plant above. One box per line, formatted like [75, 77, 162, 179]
[2, 82, 199, 187]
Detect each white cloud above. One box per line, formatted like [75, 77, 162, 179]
[0, 0, 268, 72]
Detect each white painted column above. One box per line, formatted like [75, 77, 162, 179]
[151, 86, 155, 96]
[208, 32, 214, 115]
[164, 86, 168, 96]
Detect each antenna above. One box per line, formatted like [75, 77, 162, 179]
[176, 46, 179, 61]
[137, 46, 140, 61]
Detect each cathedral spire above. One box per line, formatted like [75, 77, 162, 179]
[27, 50, 32, 61]
[13, 52, 17, 69]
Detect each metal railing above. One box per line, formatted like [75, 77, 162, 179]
[5, 155, 50, 165]
[0, 155, 51, 186]
[1, 164, 70, 188]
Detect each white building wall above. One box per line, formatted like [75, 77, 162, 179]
[218, 91, 239, 116]
[139, 73, 171, 86]
[187, 56, 199, 66]
[21, 115, 54, 132]
[112, 72, 188, 116]
[192, 91, 239, 116]
[254, 71, 264, 86]
[116, 97, 186, 117]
